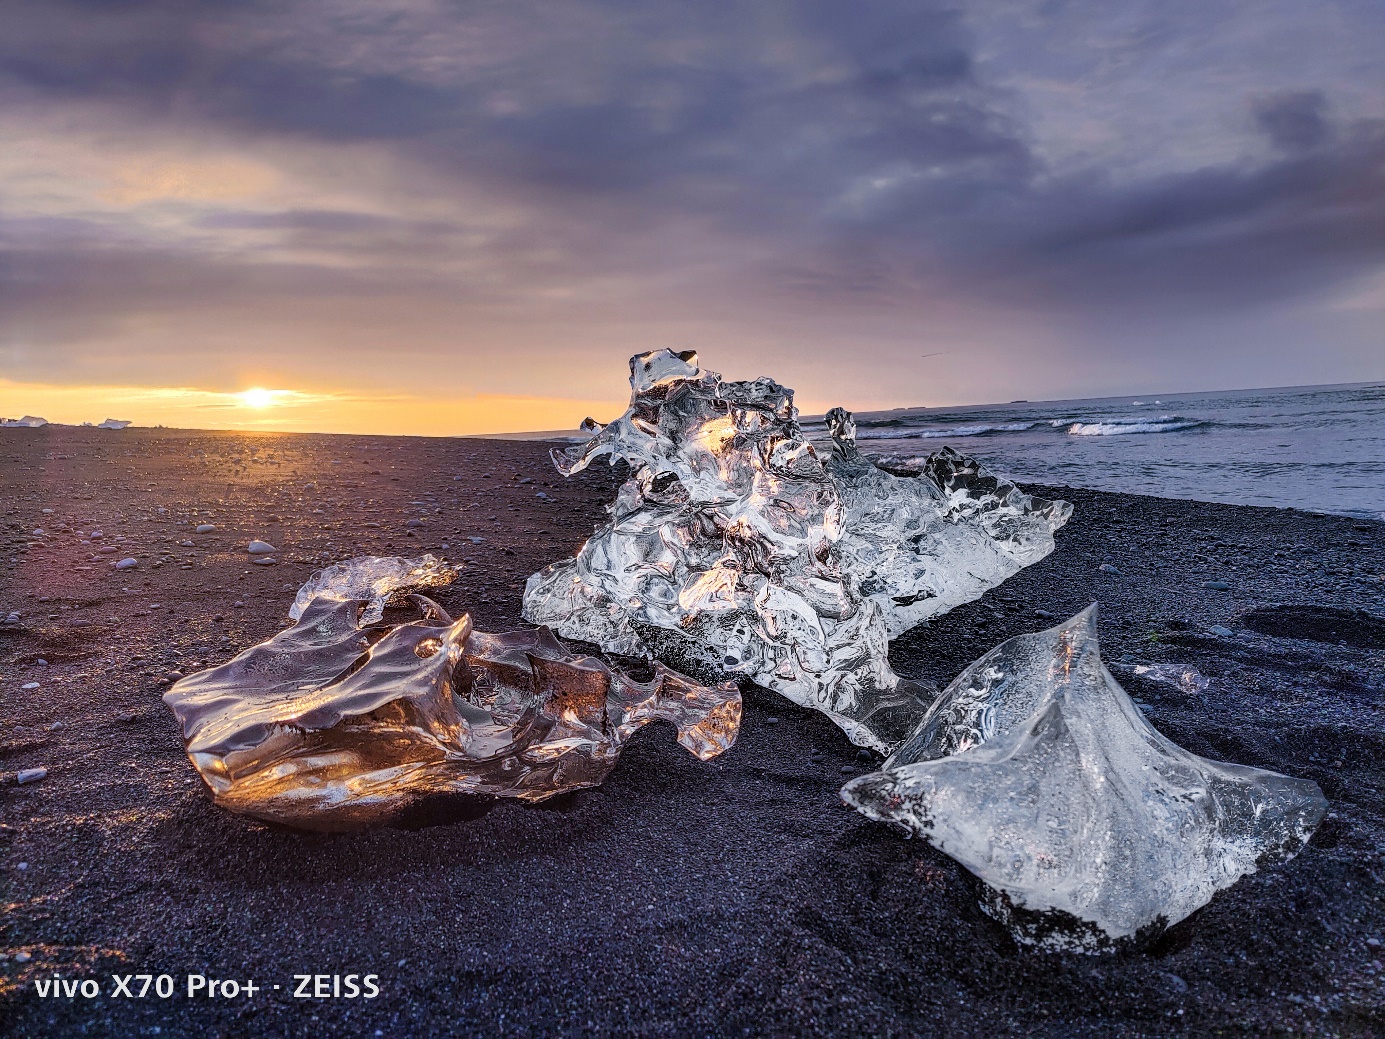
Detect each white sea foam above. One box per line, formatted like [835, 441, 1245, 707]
[857, 421, 1037, 441]
[1067, 416, 1203, 436]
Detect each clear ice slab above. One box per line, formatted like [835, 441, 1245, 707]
[841, 605, 1326, 951]
[522, 350, 1068, 751]
[165, 557, 741, 830]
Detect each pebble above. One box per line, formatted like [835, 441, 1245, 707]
[178, 540, 194, 547]
[247, 540, 276, 554]
[1202, 580, 1231, 591]
[1209, 624, 1235, 637]
[766, 716, 779, 725]
[840, 765, 856, 775]
[253, 557, 277, 565]
[114, 557, 138, 570]
[195, 524, 216, 533]
[36, 658, 46, 665]
[21, 681, 39, 690]
[856, 749, 874, 763]
[15, 952, 31, 963]
[1034, 608, 1056, 619]
[3, 612, 18, 624]
[405, 519, 425, 528]
[1164, 973, 1189, 994]
[17, 767, 48, 784]
[1099, 563, 1121, 574]
[1368, 937, 1382, 949]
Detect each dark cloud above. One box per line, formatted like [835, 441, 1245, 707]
[1, 0, 1383, 398]
[1255, 91, 1331, 153]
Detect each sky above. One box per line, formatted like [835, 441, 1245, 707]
[1, 0, 1383, 435]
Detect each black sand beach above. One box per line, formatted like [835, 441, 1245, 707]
[2, 427, 1383, 1037]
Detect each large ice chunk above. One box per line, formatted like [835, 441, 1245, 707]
[825, 409, 1071, 636]
[841, 606, 1326, 951]
[523, 351, 1068, 751]
[165, 565, 740, 830]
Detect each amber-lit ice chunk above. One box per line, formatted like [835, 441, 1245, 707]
[523, 351, 1067, 751]
[841, 606, 1326, 950]
[165, 566, 740, 830]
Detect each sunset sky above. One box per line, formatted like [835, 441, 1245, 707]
[2, 1, 1383, 435]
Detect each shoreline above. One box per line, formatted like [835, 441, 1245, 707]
[2, 428, 1383, 1037]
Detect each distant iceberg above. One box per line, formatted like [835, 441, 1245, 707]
[1, 415, 48, 428]
[97, 418, 132, 430]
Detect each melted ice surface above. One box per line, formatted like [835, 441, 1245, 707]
[523, 350, 1068, 751]
[841, 606, 1326, 950]
[166, 560, 740, 830]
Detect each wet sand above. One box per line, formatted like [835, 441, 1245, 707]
[2, 426, 1384, 1038]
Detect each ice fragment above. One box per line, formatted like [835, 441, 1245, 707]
[523, 351, 1068, 751]
[290, 554, 458, 624]
[841, 606, 1326, 951]
[165, 560, 740, 830]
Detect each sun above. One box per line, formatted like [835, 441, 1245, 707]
[239, 387, 275, 408]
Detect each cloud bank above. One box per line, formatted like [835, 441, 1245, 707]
[2, 0, 1382, 427]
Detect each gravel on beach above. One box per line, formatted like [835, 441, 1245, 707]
[2, 427, 1383, 1037]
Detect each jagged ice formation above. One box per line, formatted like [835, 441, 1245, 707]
[841, 606, 1327, 951]
[522, 351, 1069, 751]
[165, 556, 741, 830]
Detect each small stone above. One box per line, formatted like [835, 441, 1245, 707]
[17, 767, 47, 784]
[405, 519, 425, 528]
[1202, 580, 1231, 591]
[247, 540, 276, 554]
[15, 951, 31, 963]
[31, 528, 44, 537]
[47, 721, 62, 731]
[114, 557, 138, 570]
[840, 765, 856, 775]
[1368, 937, 1382, 949]
[1209, 624, 1235, 637]
[195, 524, 216, 534]
[1165, 973, 1189, 994]
[252, 557, 277, 565]
[1099, 563, 1121, 574]
[21, 681, 39, 690]
[178, 540, 194, 547]
[856, 749, 873, 763]
[1034, 608, 1056, 619]
[766, 716, 780, 725]
[36, 659, 47, 666]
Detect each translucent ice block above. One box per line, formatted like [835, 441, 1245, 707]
[841, 606, 1326, 950]
[524, 350, 1067, 751]
[289, 554, 458, 624]
[165, 569, 740, 830]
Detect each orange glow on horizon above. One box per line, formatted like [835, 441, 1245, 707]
[0, 378, 626, 438]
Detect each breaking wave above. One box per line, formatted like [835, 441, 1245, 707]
[857, 421, 1038, 441]
[1067, 416, 1207, 436]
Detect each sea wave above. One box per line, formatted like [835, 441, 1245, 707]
[1067, 416, 1206, 436]
[856, 421, 1038, 441]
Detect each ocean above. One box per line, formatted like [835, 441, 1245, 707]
[800, 381, 1385, 522]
